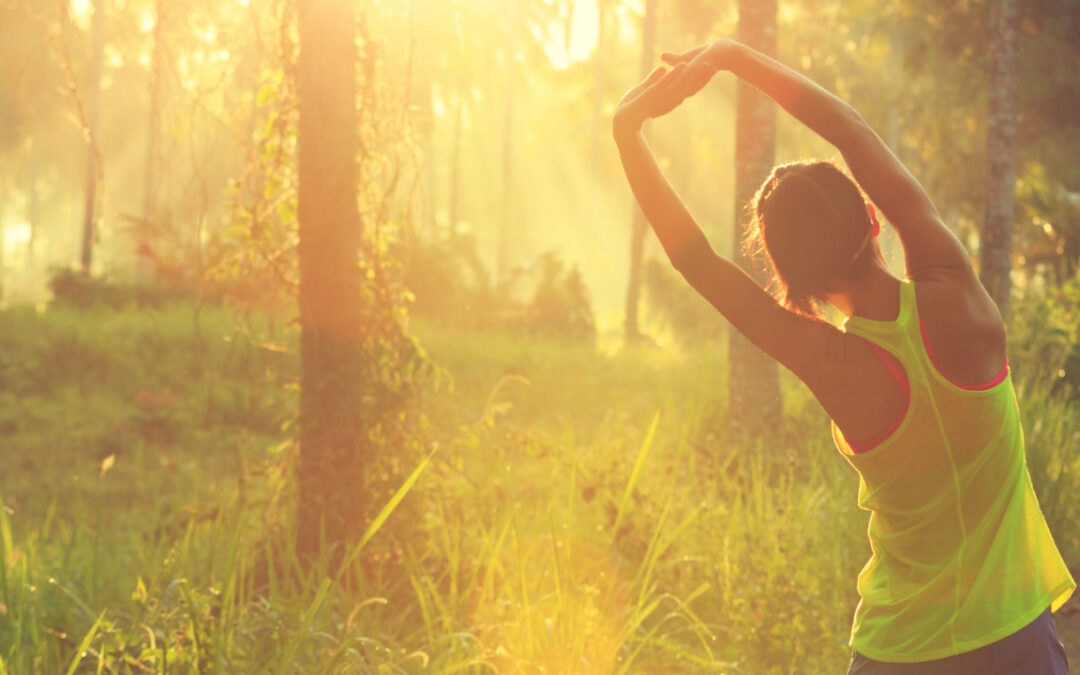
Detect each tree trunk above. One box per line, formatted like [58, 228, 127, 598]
[296, 0, 365, 556]
[26, 139, 38, 270]
[0, 205, 6, 301]
[449, 93, 464, 236]
[138, 0, 166, 280]
[980, 0, 1019, 314]
[449, 15, 468, 237]
[80, 0, 104, 274]
[623, 0, 658, 342]
[496, 0, 518, 283]
[728, 0, 781, 425]
[590, 0, 610, 175]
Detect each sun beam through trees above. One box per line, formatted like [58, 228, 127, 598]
[1, 0, 1079, 671]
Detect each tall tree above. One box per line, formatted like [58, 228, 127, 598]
[729, 0, 781, 424]
[623, 0, 658, 342]
[591, 0, 614, 174]
[496, 0, 518, 282]
[80, 0, 104, 273]
[138, 0, 167, 279]
[980, 0, 1019, 313]
[296, 0, 365, 554]
[448, 0, 469, 236]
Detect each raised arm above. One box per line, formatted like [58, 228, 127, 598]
[612, 65, 839, 387]
[664, 39, 971, 279]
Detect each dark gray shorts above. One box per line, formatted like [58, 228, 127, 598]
[847, 607, 1069, 674]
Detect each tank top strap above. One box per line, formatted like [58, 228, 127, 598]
[841, 279, 920, 361]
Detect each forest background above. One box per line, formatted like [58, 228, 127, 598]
[1, 0, 1078, 672]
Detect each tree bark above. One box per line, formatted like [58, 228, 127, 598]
[590, 0, 611, 175]
[496, 0, 518, 283]
[449, 14, 468, 237]
[296, 0, 365, 555]
[729, 0, 781, 425]
[80, 0, 104, 274]
[26, 139, 38, 270]
[980, 0, 1019, 314]
[623, 0, 658, 342]
[138, 0, 166, 280]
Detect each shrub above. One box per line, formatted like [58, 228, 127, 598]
[48, 267, 189, 310]
[402, 235, 595, 341]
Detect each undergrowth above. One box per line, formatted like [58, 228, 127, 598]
[0, 301, 1076, 673]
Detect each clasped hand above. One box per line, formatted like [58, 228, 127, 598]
[612, 39, 735, 137]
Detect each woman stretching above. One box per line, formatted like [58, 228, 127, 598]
[613, 38, 1074, 673]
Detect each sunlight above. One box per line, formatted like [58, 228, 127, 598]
[3, 223, 31, 255]
[69, 0, 92, 28]
[544, 0, 599, 70]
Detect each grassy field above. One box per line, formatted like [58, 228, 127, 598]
[0, 301, 1077, 673]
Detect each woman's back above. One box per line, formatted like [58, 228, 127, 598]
[831, 280, 1074, 661]
[823, 269, 1007, 448]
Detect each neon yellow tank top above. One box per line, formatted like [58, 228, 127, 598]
[831, 279, 1075, 663]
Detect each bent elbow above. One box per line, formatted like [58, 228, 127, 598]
[669, 236, 716, 284]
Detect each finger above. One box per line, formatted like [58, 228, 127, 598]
[661, 46, 705, 65]
[643, 65, 667, 86]
[625, 66, 668, 99]
[637, 64, 691, 117]
[680, 64, 714, 98]
[658, 62, 689, 86]
[645, 64, 685, 100]
[658, 61, 698, 96]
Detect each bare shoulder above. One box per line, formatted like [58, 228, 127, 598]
[912, 268, 1007, 385]
[912, 268, 1004, 335]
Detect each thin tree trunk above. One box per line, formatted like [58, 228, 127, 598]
[0, 204, 6, 301]
[729, 0, 781, 425]
[138, 0, 166, 279]
[297, 0, 364, 555]
[80, 0, 104, 274]
[449, 94, 464, 236]
[496, 0, 518, 283]
[26, 139, 38, 270]
[623, 0, 658, 342]
[980, 0, 1019, 314]
[449, 13, 468, 237]
[590, 0, 609, 175]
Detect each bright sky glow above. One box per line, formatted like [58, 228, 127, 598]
[544, 0, 600, 70]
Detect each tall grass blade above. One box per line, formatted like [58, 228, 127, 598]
[275, 576, 332, 671]
[338, 445, 438, 577]
[614, 411, 660, 535]
[64, 609, 105, 675]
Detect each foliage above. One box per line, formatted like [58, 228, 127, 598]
[1010, 270, 1080, 399]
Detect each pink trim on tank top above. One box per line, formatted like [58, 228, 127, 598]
[918, 315, 1009, 391]
[849, 343, 910, 454]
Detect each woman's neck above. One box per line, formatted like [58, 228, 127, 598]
[825, 263, 902, 321]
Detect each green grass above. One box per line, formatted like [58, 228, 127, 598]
[0, 303, 1076, 673]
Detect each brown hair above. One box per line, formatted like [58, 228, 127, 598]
[744, 160, 876, 317]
